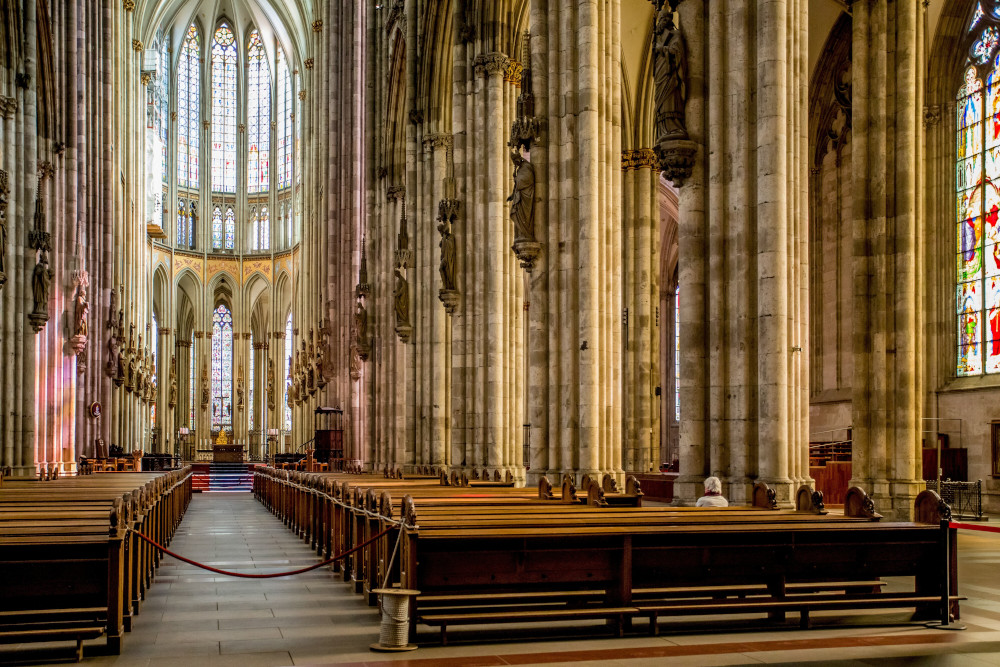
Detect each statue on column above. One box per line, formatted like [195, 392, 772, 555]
[354, 300, 370, 360]
[508, 150, 536, 244]
[267, 357, 275, 410]
[236, 363, 245, 410]
[653, 7, 688, 142]
[30, 250, 54, 329]
[169, 355, 177, 408]
[394, 268, 412, 342]
[439, 222, 456, 291]
[201, 361, 209, 407]
[652, 5, 697, 186]
[107, 286, 118, 328]
[107, 330, 120, 382]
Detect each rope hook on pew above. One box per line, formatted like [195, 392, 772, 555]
[128, 525, 393, 579]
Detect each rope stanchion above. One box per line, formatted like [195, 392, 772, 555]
[951, 521, 999, 534]
[129, 525, 393, 579]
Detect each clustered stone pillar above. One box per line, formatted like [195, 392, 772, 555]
[673, 0, 810, 506]
[848, 0, 925, 520]
[526, 0, 624, 486]
[622, 148, 661, 474]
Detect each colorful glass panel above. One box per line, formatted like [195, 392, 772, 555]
[160, 39, 169, 184]
[247, 30, 271, 194]
[225, 206, 235, 250]
[211, 23, 237, 193]
[212, 305, 234, 429]
[189, 202, 197, 247]
[177, 199, 187, 247]
[277, 47, 292, 189]
[177, 24, 200, 188]
[212, 205, 222, 249]
[250, 206, 259, 252]
[974, 3, 985, 32]
[957, 58, 996, 375]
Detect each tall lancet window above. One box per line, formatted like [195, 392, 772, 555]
[212, 305, 234, 429]
[212, 204, 223, 249]
[957, 11, 1000, 376]
[284, 314, 292, 430]
[211, 23, 237, 194]
[276, 46, 292, 189]
[247, 29, 270, 194]
[189, 340, 196, 429]
[159, 39, 170, 187]
[177, 24, 200, 189]
[225, 205, 235, 250]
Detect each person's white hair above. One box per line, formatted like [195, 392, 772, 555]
[704, 476, 722, 494]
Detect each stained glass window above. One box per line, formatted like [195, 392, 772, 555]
[957, 44, 1000, 375]
[212, 204, 223, 249]
[212, 305, 234, 429]
[189, 201, 197, 247]
[284, 315, 292, 430]
[211, 23, 237, 193]
[295, 72, 301, 186]
[248, 30, 271, 194]
[249, 333, 255, 431]
[225, 205, 235, 250]
[277, 46, 292, 189]
[160, 39, 170, 185]
[177, 198, 187, 247]
[177, 24, 200, 188]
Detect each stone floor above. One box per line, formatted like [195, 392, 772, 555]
[7, 493, 1000, 666]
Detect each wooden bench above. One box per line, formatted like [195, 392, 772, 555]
[0, 468, 192, 659]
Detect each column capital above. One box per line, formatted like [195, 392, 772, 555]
[0, 96, 16, 119]
[193, 331, 204, 339]
[474, 52, 510, 78]
[386, 185, 406, 202]
[621, 148, 658, 171]
[422, 133, 453, 151]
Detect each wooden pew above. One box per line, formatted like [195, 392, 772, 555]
[0, 468, 193, 659]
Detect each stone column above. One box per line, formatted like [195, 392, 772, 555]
[849, 0, 924, 520]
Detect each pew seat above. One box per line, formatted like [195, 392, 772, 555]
[419, 606, 640, 645]
[0, 608, 107, 662]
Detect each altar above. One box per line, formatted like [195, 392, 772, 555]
[212, 431, 244, 463]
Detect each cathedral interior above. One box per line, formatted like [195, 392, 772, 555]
[0, 0, 998, 521]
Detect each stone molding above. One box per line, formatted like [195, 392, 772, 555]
[193, 331, 204, 339]
[386, 185, 405, 202]
[123, 0, 135, 10]
[273, 331, 285, 339]
[0, 96, 17, 119]
[422, 133, 453, 151]
[140, 72, 152, 86]
[655, 139, 698, 187]
[923, 104, 941, 127]
[298, 90, 307, 100]
[312, 20, 323, 32]
[132, 39, 143, 52]
[621, 148, 657, 171]
[304, 58, 314, 70]
[175, 339, 192, 348]
[474, 52, 510, 78]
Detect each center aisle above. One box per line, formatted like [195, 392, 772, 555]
[89, 492, 382, 665]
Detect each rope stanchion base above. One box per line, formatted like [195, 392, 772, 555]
[370, 588, 420, 652]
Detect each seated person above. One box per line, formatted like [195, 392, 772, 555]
[696, 476, 729, 507]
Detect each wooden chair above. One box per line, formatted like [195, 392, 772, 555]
[121, 451, 142, 472]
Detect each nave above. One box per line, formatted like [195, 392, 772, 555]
[14, 493, 1000, 667]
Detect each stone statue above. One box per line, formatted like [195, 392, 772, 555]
[653, 8, 688, 142]
[201, 362, 209, 407]
[107, 331, 119, 379]
[355, 300, 368, 347]
[394, 268, 409, 327]
[31, 250, 54, 318]
[116, 344, 126, 386]
[267, 358, 275, 409]
[508, 150, 536, 244]
[74, 284, 89, 338]
[439, 223, 456, 290]
[236, 364, 245, 409]
[108, 287, 118, 328]
[169, 355, 177, 407]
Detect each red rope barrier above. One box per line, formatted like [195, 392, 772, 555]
[951, 521, 1000, 534]
[130, 525, 394, 579]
